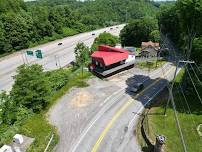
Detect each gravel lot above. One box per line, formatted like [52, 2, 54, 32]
[48, 67, 150, 152]
[48, 78, 121, 152]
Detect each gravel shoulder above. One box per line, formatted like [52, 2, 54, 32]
[48, 78, 121, 152]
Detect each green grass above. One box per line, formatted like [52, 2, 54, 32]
[19, 114, 58, 152]
[144, 69, 202, 152]
[137, 60, 167, 70]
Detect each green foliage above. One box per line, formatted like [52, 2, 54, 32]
[158, 3, 180, 43]
[159, 0, 202, 59]
[149, 30, 160, 42]
[11, 64, 51, 112]
[74, 42, 90, 66]
[192, 37, 202, 64]
[45, 69, 70, 91]
[19, 114, 58, 152]
[0, 0, 158, 55]
[120, 17, 158, 47]
[0, 66, 92, 151]
[91, 32, 119, 51]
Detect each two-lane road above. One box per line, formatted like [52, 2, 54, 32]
[0, 24, 125, 91]
[70, 63, 177, 152]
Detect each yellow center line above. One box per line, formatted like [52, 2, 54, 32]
[91, 66, 175, 152]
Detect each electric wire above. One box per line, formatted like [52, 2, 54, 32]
[190, 63, 202, 85]
[194, 62, 202, 75]
[185, 65, 202, 104]
[178, 83, 198, 131]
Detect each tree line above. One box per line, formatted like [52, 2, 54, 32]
[0, 0, 157, 55]
[158, 0, 202, 65]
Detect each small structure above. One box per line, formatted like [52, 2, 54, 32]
[13, 134, 24, 145]
[0, 145, 13, 152]
[141, 41, 160, 57]
[90, 45, 135, 76]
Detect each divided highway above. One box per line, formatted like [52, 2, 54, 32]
[0, 24, 125, 91]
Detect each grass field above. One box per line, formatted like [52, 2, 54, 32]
[142, 69, 202, 152]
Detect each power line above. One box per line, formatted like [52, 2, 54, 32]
[169, 87, 188, 152]
[185, 65, 202, 104]
[194, 62, 202, 75]
[178, 83, 198, 130]
[190, 63, 202, 85]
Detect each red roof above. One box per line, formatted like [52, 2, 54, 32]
[91, 45, 129, 66]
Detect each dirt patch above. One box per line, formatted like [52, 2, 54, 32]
[71, 91, 93, 108]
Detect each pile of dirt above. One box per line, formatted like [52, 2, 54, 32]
[71, 91, 93, 108]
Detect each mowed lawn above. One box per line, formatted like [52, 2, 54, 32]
[147, 70, 202, 152]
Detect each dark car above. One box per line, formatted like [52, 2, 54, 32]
[130, 83, 144, 93]
[58, 42, 63, 46]
[92, 33, 95, 36]
[110, 27, 113, 30]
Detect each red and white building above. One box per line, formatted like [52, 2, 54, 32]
[90, 45, 135, 76]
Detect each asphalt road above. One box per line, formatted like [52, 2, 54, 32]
[0, 24, 125, 91]
[70, 63, 176, 152]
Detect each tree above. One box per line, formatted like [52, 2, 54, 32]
[74, 42, 90, 66]
[176, 0, 202, 59]
[158, 3, 180, 43]
[149, 30, 160, 42]
[11, 64, 51, 112]
[74, 42, 90, 78]
[0, 92, 17, 125]
[120, 17, 158, 47]
[91, 32, 119, 51]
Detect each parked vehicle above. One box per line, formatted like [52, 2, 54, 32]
[58, 42, 63, 45]
[130, 83, 144, 93]
[92, 33, 95, 36]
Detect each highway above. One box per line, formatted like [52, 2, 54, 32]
[0, 24, 125, 91]
[70, 62, 177, 152]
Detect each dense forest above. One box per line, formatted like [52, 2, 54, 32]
[158, 0, 202, 64]
[0, 0, 157, 55]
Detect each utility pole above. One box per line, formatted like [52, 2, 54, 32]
[164, 60, 194, 115]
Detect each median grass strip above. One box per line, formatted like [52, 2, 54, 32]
[141, 69, 202, 152]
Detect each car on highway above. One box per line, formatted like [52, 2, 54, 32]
[58, 42, 63, 45]
[129, 83, 144, 93]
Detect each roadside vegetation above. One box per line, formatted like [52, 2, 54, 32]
[137, 60, 167, 70]
[91, 32, 119, 51]
[0, 0, 158, 56]
[0, 64, 91, 151]
[139, 69, 202, 152]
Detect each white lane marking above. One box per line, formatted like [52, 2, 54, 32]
[70, 89, 124, 152]
[70, 64, 174, 152]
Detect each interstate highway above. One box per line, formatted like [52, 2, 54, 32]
[0, 24, 125, 91]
